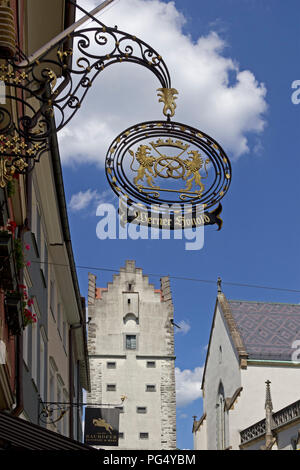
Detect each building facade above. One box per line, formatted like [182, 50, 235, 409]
[87, 260, 177, 450]
[0, 0, 91, 448]
[193, 289, 300, 450]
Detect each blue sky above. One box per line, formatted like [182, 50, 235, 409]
[58, 0, 300, 449]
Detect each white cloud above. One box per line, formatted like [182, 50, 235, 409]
[57, 0, 267, 166]
[174, 320, 191, 335]
[175, 366, 203, 407]
[69, 188, 113, 212]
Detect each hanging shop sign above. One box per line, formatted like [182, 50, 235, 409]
[84, 407, 120, 447]
[0, 1, 232, 226]
[105, 97, 232, 230]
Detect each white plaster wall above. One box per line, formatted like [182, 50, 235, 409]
[223, 363, 300, 449]
[193, 419, 207, 450]
[241, 364, 300, 417]
[202, 304, 241, 450]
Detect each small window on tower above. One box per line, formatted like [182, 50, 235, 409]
[139, 432, 149, 439]
[126, 335, 137, 350]
[128, 298, 131, 304]
[128, 283, 132, 291]
[146, 361, 156, 368]
[107, 362, 116, 369]
[137, 407, 147, 414]
[107, 384, 116, 391]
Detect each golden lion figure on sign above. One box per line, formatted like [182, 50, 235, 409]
[130, 144, 210, 196]
[93, 418, 113, 434]
[183, 150, 210, 194]
[130, 145, 156, 188]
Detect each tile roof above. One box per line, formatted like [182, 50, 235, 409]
[228, 300, 300, 361]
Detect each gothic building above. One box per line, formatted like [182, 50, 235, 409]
[193, 287, 300, 450]
[87, 260, 177, 450]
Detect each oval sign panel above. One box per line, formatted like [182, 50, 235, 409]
[105, 120, 232, 230]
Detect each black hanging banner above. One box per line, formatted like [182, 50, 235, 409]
[84, 408, 120, 447]
[119, 199, 223, 231]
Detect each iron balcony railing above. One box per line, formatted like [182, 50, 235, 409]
[240, 399, 300, 444]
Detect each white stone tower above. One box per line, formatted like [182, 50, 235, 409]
[87, 260, 177, 450]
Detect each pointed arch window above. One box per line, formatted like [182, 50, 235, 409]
[216, 382, 226, 450]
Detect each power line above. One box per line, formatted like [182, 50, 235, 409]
[30, 260, 300, 295]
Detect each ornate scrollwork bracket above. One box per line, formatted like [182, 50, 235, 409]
[0, 1, 175, 187]
[38, 397, 127, 425]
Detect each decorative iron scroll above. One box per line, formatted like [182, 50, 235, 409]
[105, 119, 231, 229]
[0, 24, 171, 144]
[0, 11, 173, 186]
[39, 398, 126, 425]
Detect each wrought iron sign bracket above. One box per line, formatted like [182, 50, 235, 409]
[0, 0, 174, 185]
[38, 397, 126, 425]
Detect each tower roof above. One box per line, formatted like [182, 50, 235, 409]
[201, 294, 300, 390]
[227, 299, 300, 361]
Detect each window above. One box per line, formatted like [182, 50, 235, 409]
[23, 315, 29, 366]
[63, 390, 69, 436]
[216, 382, 226, 450]
[107, 362, 116, 369]
[119, 432, 124, 439]
[126, 335, 137, 350]
[50, 280, 55, 318]
[219, 346, 222, 364]
[146, 361, 156, 368]
[49, 367, 55, 404]
[107, 384, 116, 391]
[57, 303, 61, 337]
[39, 330, 46, 402]
[40, 236, 48, 286]
[63, 319, 67, 352]
[146, 384, 156, 392]
[137, 407, 147, 414]
[57, 382, 62, 433]
[36, 206, 41, 256]
[139, 433, 149, 439]
[56, 375, 64, 434]
[31, 317, 38, 385]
